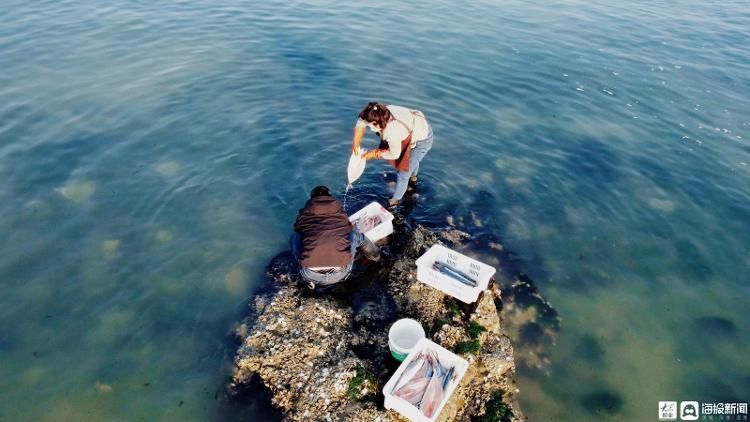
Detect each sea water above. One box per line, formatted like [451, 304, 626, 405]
[344, 184, 352, 213]
[0, 0, 748, 420]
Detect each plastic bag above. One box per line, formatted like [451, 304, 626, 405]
[347, 148, 366, 186]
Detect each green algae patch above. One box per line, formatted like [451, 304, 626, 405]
[347, 364, 376, 401]
[479, 390, 513, 422]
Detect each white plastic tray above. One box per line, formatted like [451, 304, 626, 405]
[415, 244, 496, 303]
[383, 338, 469, 422]
[348, 201, 394, 242]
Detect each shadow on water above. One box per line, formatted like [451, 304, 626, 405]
[692, 316, 738, 339]
[406, 183, 552, 286]
[672, 238, 714, 283]
[5, 134, 109, 197]
[574, 334, 605, 365]
[214, 257, 287, 422]
[671, 314, 747, 404]
[675, 315, 742, 363]
[566, 137, 622, 186]
[679, 375, 745, 405]
[578, 390, 624, 416]
[217, 376, 282, 422]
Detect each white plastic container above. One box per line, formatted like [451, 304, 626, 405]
[348, 201, 394, 242]
[383, 338, 469, 422]
[388, 318, 426, 362]
[415, 244, 496, 304]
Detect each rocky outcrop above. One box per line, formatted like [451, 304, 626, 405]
[229, 221, 556, 421]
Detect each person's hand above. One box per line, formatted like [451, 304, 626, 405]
[362, 149, 381, 160]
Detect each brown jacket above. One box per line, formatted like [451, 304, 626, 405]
[294, 195, 353, 268]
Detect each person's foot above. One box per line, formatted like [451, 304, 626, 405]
[406, 175, 418, 192]
[364, 249, 381, 262]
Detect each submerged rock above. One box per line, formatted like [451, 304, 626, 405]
[155, 229, 174, 243]
[579, 390, 624, 416]
[154, 161, 181, 177]
[498, 274, 560, 373]
[55, 180, 95, 202]
[225, 266, 248, 297]
[100, 239, 120, 257]
[692, 316, 737, 339]
[228, 220, 560, 421]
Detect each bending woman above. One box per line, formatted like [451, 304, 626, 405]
[352, 102, 434, 208]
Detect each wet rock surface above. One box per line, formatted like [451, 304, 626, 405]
[229, 212, 558, 421]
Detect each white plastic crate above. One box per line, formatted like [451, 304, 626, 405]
[383, 338, 469, 422]
[415, 244, 496, 304]
[348, 201, 394, 242]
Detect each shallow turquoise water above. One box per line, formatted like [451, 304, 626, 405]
[0, 0, 748, 420]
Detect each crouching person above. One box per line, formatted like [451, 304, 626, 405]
[290, 185, 378, 289]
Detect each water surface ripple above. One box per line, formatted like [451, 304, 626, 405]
[0, 0, 748, 420]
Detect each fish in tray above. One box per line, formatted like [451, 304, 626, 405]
[419, 358, 457, 418]
[390, 350, 459, 417]
[432, 261, 478, 287]
[394, 376, 431, 406]
[392, 351, 433, 392]
[393, 352, 437, 405]
[357, 214, 382, 233]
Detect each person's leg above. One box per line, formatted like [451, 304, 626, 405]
[299, 267, 317, 289]
[349, 230, 362, 255]
[410, 162, 420, 180]
[409, 129, 433, 179]
[392, 130, 434, 202]
[359, 234, 380, 261]
[309, 264, 352, 286]
[329, 263, 353, 284]
[392, 170, 411, 202]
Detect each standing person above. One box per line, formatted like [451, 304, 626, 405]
[351, 102, 434, 208]
[290, 185, 379, 289]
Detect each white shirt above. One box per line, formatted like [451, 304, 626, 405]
[355, 105, 430, 160]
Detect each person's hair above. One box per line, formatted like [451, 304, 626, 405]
[358, 102, 392, 130]
[310, 185, 331, 198]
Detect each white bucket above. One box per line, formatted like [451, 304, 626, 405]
[388, 318, 425, 361]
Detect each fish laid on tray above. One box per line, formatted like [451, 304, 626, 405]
[357, 214, 382, 233]
[432, 261, 478, 287]
[390, 350, 458, 418]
